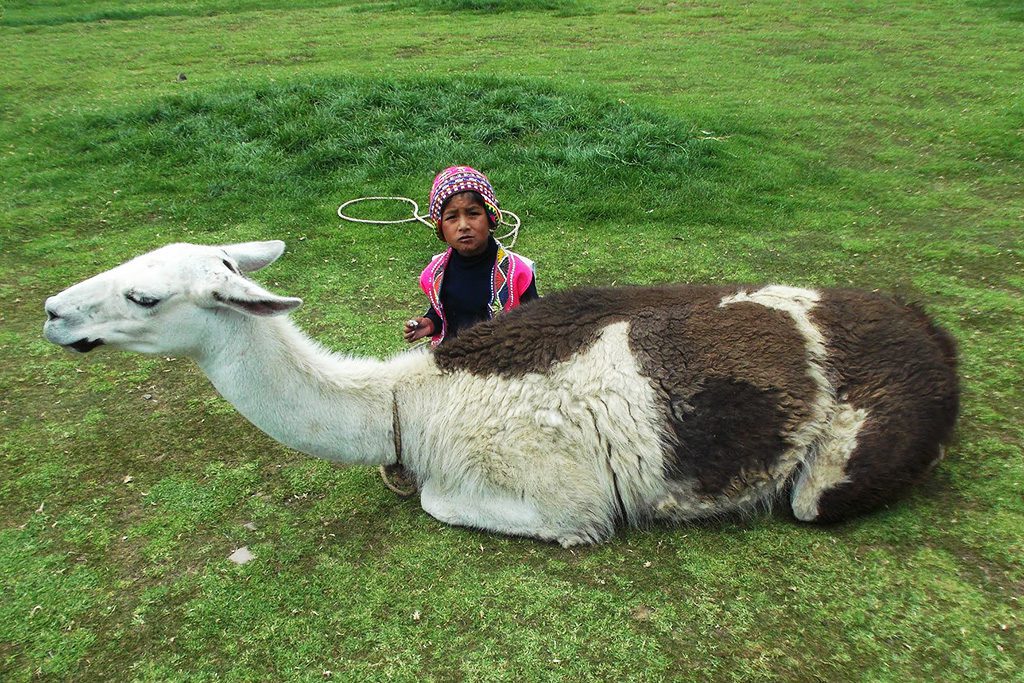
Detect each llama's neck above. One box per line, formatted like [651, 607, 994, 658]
[195, 313, 396, 465]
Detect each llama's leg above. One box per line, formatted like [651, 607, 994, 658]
[791, 402, 947, 523]
[419, 480, 613, 547]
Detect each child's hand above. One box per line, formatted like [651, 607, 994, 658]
[404, 317, 435, 343]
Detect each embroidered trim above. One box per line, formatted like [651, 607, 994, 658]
[490, 244, 515, 317]
[427, 249, 451, 342]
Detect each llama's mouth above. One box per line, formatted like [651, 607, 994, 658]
[68, 338, 104, 353]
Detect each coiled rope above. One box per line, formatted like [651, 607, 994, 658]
[337, 196, 521, 248]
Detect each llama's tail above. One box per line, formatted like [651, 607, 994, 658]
[902, 300, 960, 445]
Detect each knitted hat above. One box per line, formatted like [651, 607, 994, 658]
[428, 166, 501, 231]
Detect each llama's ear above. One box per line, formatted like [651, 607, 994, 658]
[209, 274, 302, 317]
[221, 240, 287, 272]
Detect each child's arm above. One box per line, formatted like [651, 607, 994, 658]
[423, 307, 442, 331]
[404, 314, 436, 343]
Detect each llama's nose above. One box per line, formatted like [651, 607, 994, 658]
[44, 297, 62, 321]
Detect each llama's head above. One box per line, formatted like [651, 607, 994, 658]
[44, 240, 302, 357]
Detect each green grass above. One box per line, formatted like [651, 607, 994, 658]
[2, 0, 1022, 680]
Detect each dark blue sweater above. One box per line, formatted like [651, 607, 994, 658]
[424, 237, 538, 341]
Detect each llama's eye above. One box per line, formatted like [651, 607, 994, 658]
[126, 292, 160, 308]
[221, 259, 238, 274]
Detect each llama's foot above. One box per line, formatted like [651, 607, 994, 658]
[420, 481, 547, 539]
[555, 527, 614, 548]
[420, 481, 609, 545]
[790, 403, 868, 522]
[790, 402, 948, 523]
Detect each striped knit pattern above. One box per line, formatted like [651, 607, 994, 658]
[428, 166, 501, 229]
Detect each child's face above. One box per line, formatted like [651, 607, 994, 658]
[439, 192, 491, 257]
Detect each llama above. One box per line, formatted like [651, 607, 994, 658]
[43, 240, 959, 547]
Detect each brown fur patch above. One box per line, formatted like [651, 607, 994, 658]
[662, 377, 791, 495]
[433, 285, 643, 377]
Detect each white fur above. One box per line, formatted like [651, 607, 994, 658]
[404, 322, 668, 543]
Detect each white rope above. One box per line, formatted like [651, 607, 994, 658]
[337, 196, 521, 248]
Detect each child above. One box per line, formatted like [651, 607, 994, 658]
[381, 165, 539, 496]
[403, 165, 538, 346]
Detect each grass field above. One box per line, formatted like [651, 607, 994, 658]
[2, 0, 1022, 680]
